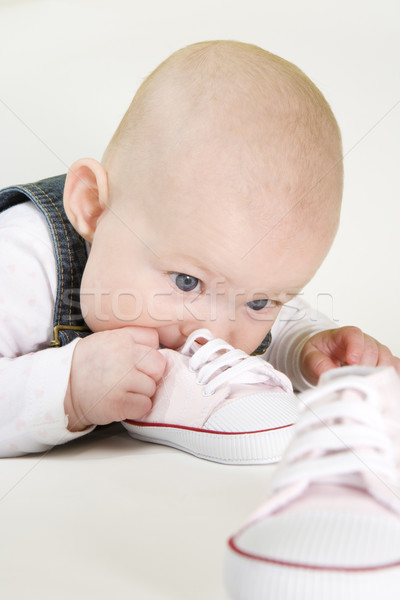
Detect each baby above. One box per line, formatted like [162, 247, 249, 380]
[0, 40, 398, 455]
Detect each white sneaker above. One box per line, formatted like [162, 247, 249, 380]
[123, 329, 298, 465]
[225, 366, 400, 599]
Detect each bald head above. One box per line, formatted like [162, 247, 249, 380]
[102, 41, 343, 254]
[104, 41, 341, 159]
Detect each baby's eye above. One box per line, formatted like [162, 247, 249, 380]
[170, 272, 201, 292]
[246, 298, 271, 311]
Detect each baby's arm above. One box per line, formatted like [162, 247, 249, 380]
[0, 330, 165, 457]
[0, 203, 92, 456]
[299, 326, 400, 385]
[265, 296, 400, 389]
[0, 342, 91, 457]
[264, 296, 334, 391]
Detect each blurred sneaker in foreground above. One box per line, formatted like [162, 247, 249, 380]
[225, 366, 400, 599]
[123, 329, 298, 465]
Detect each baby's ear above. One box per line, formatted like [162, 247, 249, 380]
[63, 158, 109, 242]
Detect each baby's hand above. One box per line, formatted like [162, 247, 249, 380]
[300, 326, 400, 386]
[65, 327, 166, 431]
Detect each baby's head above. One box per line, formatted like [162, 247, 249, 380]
[64, 41, 343, 354]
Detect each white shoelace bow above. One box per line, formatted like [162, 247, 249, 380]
[180, 329, 293, 397]
[273, 375, 399, 493]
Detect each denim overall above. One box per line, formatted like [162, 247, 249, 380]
[0, 174, 92, 347]
[0, 175, 271, 354]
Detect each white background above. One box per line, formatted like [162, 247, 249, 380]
[0, 3, 399, 599]
[0, 0, 399, 354]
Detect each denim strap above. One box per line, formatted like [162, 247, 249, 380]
[0, 174, 92, 346]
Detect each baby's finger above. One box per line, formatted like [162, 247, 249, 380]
[353, 336, 379, 367]
[126, 369, 159, 399]
[338, 326, 366, 364]
[390, 356, 400, 375]
[304, 350, 340, 386]
[133, 345, 167, 381]
[376, 345, 400, 370]
[123, 326, 160, 348]
[122, 393, 153, 421]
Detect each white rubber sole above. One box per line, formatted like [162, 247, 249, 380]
[122, 421, 295, 465]
[224, 544, 400, 600]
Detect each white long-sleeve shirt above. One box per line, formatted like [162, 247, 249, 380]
[0, 202, 334, 457]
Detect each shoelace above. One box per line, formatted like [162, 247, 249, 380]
[272, 375, 398, 493]
[180, 329, 293, 396]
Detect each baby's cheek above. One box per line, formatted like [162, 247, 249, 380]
[79, 289, 140, 331]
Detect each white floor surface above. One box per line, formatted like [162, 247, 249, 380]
[0, 424, 275, 599]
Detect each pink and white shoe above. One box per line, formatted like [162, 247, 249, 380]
[123, 329, 297, 465]
[225, 366, 400, 599]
